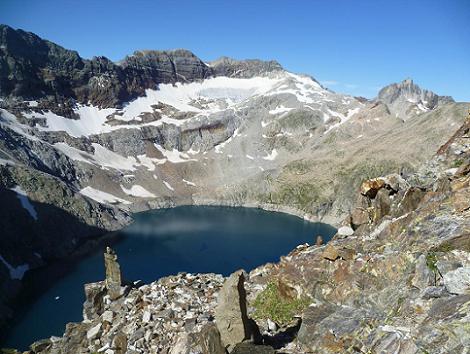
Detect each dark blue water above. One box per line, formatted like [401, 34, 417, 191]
[3, 206, 336, 350]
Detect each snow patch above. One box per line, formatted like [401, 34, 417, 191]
[0, 255, 29, 280]
[54, 143, 138, 171]
[10, 186, 38, 220]
[79, 186, 131, 205]
[120, 185, 156, 198]
[214, 128, 239, 154]
[269, 105, 293, 115]
[182, 179, 196, 187]
[163, 181, 174, 191]
[154, 144, 197, 163]
[262, 149, 278, 161]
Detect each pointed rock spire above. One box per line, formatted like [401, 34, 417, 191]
[104, 246, 122, 300]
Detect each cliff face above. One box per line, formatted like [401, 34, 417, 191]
[21, 116, 470, 354]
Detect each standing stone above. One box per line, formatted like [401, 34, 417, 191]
[215, 270, 253, 352]
[104, 247, 122, 300]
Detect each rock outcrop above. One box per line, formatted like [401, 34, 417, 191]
[214, 270, 259, 352]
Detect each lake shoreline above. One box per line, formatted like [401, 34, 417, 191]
[2, 206, 337, 350]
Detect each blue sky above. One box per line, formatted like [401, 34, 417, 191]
[1, 0, 469, 100]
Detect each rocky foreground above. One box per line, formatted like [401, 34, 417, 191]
[7, 115, 469, 354]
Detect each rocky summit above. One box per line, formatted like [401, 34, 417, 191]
[0, 22, 469, 353]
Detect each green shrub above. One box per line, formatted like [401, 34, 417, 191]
[252, 281, 310, 326]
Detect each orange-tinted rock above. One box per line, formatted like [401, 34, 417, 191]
[360, 178, 386, 198]
[322, 244, 340, 261]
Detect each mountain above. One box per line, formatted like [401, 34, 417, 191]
[377, 78, 454, 120]
[0, 24, 468, 341]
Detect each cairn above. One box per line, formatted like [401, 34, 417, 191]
[104, 246, 123, 300]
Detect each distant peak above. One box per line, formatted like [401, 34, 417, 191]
[377, 79, 454, 120]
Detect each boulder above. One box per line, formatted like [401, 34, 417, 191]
[86, 322, 102, 340]
[215, 270, 256, 352]
[192, 323, 226, 354]
[373, 188, 392, 221]
[322, 244, 340, 261]
[231, 342, 275, 354]
[443, 267, 470, 294]
[83, 281, 106, 320]
[360, 178, 386, 198]
[337, 226, 354, 237]
[396, 187, 425, 215]
[350, 207, 369, 228]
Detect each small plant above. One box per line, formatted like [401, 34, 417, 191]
[252, 281, 310, 326]
[452, 159, 464, 168]
[425, 252, 441, 285]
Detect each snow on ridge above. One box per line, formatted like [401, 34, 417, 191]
[10, 185, 38, 220]
[115, 75, 283, 122]
[0, 255, 29, 280]
[0, 109, 41, 141]
[79, 186, 131, 205]
[120, 184, 156, 198]
[262, 149, 278, 161]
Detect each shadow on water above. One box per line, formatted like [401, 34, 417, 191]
[2, 205, 337, 351]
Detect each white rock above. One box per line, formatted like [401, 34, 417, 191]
[142, 310, 151, 323]
[87, 323, 102, 340]
[337, 226, 354, 237]
[98, 343, 110, 352]
[267, 318, 277, 332]
[444, 267, 470, 294]
[102, 310, 113, 323]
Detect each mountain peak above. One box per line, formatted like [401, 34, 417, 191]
[377, 78, 454, 120]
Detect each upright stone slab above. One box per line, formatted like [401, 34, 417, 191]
[215, 270, 252, 352]
[104, 247, 122, 300]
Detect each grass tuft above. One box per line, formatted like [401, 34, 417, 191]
[252, 281, 310, 326]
